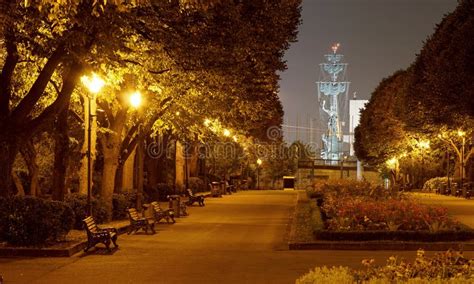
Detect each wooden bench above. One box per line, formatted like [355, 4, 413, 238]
[185, 188, 205, 206]
[150, 201, 176, 223]
[83, 216, 118, 252]
[127, 208, 156, 234]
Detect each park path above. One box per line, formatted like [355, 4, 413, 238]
[411, 192, 474, 228]
[2, 190, 472, 284]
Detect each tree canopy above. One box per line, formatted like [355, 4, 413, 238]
[0, 0, 302, 203]
[403, 0, 474, 131]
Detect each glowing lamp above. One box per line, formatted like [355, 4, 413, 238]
[129, 91, 142, 109]
[81, 73, 104, 94]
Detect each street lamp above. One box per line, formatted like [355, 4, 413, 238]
[256, 158, 262, 190]
[81, 73, 105, 216]
[129, 91, 142, 109]
[458, 130, 466, 189]
[128, 91, 143, 208]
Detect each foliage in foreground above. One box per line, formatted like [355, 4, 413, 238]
[0, 196, 74, 246]
[296, 249, 474, 284]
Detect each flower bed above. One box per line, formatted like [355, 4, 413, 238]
[322, 198, 458, 232]
[308, 180, 471, 241]
[296, 249, 474, 283]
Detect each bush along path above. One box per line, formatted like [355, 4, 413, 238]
[0, 193, 175, 257]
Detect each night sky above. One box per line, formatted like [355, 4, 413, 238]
[279, 0, 457, 143]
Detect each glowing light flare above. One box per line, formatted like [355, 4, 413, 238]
[386, 157, 398, 170]
[204, 119, 211, 127]
[175, 111, 180, 116]
[458, 130, 466, 137]
[331, 43, 340, 54]
[256, 159, 262, 166]
[418, 140, 430, 149]
[233, 136, 238, 142]
[81, 73, 105, 94]
[223, 129, 231, 137]
[129, 91, 142, 109]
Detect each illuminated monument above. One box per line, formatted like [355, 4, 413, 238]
[317, 43, 350, 161]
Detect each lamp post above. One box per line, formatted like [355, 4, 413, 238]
[129, 91, 143, 209]
[256, 158, 262, 190]
[81, 73, 105, 216]
[458, 130, 466, 190]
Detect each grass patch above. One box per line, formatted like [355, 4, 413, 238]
[292, 193, 324, 243]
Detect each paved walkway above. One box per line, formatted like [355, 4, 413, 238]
[411, 192, 474, 228]
[2, 190, 474, 284]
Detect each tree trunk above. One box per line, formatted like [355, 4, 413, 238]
[189, 143, 199, 177]
[136, 134, 144, 209]
[114, 162, 124, 193]
[52, 106, 69, 201]
[19, 140, 39, 196]
[100, 107, 127, 220]
[12, 171, 25, 196]
[0, 138, 19, 196]
[102, 152, 119, 219]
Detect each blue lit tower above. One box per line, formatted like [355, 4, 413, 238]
[317, 43, 350, 161]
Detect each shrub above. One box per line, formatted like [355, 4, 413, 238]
[64, 193, 109, 229]
[146, 183, 174, 201]
[423, 177, 448, 192]
[355, 249, 474, 283]
[297, 250, 474, 283]
[0, 196, 74, 246]
[188, 177, 205, 193]
[310, 179, 394, 201]
[112, 193, 128, 220]
[144, 185, 159, 202]
[112, 192, 137, 220]
[296, 266, 353, 284]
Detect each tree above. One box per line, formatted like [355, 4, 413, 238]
[0, 0, 302, 216]
[354, 69, 412, 167]
[402, 0, 474, 181]
[404, 0, 474, 130]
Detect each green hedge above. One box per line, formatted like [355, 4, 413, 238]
[145, 183, 174, 201]
[0, 196, 74, 246]
[64, 193, 109, 229]
[188, 177, 206, 193]
[314, 229, 474, 242]
[112, 192, 137, 220]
